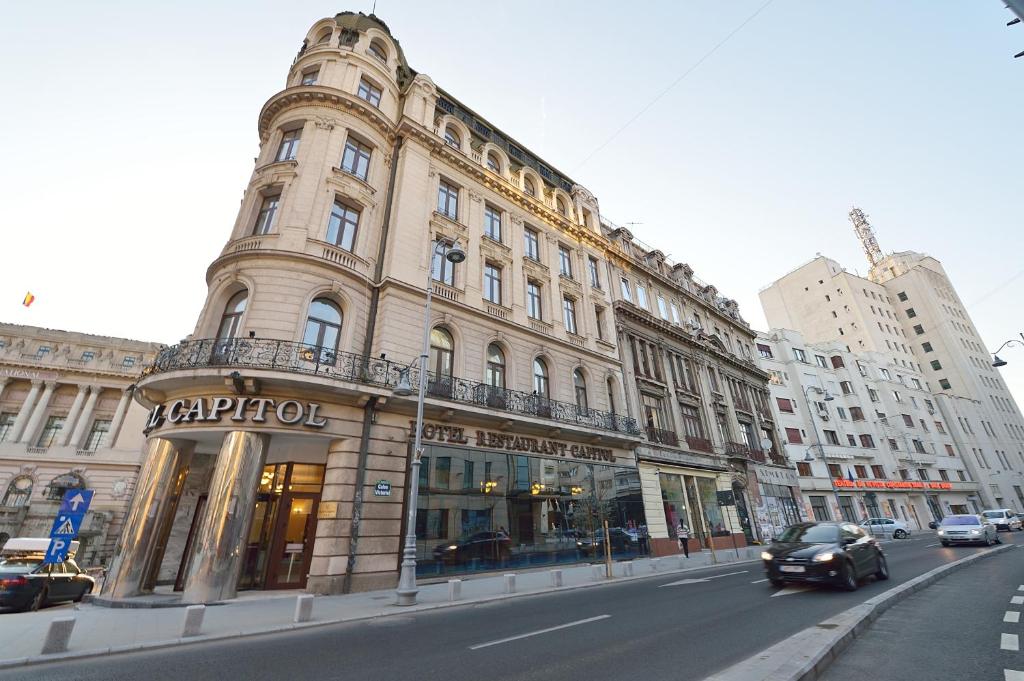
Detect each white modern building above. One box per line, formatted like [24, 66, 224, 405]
[757, 328, 982, 528]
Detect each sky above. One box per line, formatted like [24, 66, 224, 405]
[1, 1, 1022, 400]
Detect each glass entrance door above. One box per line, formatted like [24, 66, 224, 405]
[266, 495, 318, 589]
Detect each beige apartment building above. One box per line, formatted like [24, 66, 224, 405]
[603, 224, 799, 551]
[757, 328, 982, 528]
[761, 239, 1024, 509]
[101, 12, 645, 604]
[0, 324, 160, 565]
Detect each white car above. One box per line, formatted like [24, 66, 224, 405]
[937, 514, 999, 546]
[981, 509, 1023, 532]
[859, 517, 911, 539]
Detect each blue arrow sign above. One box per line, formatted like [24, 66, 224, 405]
[59, 489, 94, 514]
[43, 538, 72, 565]
[49, 512, 84, 539]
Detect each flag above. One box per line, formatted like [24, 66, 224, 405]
[22, 292, 35, 307]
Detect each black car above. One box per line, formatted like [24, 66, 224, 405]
[0, 556, 95, 612]
[433, 532, 512, 564]
[761, 522, 888, 591]
[575, 528, 640, 556]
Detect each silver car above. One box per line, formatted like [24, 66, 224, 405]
[937, 514, 999, 546]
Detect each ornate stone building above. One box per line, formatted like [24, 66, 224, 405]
[602, 225, 796, 551]
[0, 323, 160, 565]
[103, 12, 643, 603]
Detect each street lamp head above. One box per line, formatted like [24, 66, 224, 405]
[993, 355, 1008, 368]
[804, 450, 816, 462]
[392, 368, 414, 397]
[823, 391, 835, 402]
[445, 240, 466, 264]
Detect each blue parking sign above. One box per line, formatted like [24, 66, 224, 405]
[59, 489, 93, 514]
[43, 538, 72, 565]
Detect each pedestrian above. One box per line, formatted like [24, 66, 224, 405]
[677, 521, 691, 558]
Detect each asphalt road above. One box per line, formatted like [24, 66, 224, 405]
[823, 538, 1024, 681]
[4, 533, 1019, 681]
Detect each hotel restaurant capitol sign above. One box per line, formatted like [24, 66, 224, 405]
[145, 396, 327, 433]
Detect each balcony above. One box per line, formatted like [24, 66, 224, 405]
[685, 435, 714, 454]
[645, 427, 679, 447]
[145, 338, 640, 436]
[725, 441, 766, 463]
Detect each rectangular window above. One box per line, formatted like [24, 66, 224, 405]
[871, 465, 886, 478]
[463, 460, 474, 489]
[899, 469, 910, 480]
[917, 468, 929, 481]
[253, 194, 280, 235]
[670, 303, 681, 325]
[868, 388, 879, 402]
[881, 368, 891, 380]
[922, 342, 933, 352]
[828, 464, 843, 478]
[797, 462, 812, 476]
[620, 278, 632, 302]
[837, 407, 848, 420]
[300, 67, 319, 85]
[437, 180, 459, 220]
[793, 348, 807, 363]
[939, 469, 949, 481]
[855, 465, 868, 478]
[810, 496, 831, 521]
[913, 324, 924, 335]
[357, 78, 382, 106]
[36, 416, 66, 448]
[523, 227, 539, 261]
[657, 296, 669, 320]
[562, 297, 578, 334]
[636, 285, 648, 309]
[850, 406, 865, 421]
[80, 351, 95, 362]
[892, 390, 902, 402]
[824, 429, 840, 445]
[122, 356, 136, 368]
[595, 306, 606, 341]
[936, 421, 946, 434]
[888, 438, 899, 450]
[897, 291, 908, 302]
[484, 205, 502, 241]
[341, 138, 372, 180]
[815, 355, 828, 368]
[902, 413, 914, 427]
[558, 246, 573, 278]
[527, 281, 542, 320]
[840, 381, 854, 395]
[859, 434, 875, 448]
[326, 200, 359, 251]
[831, 356, 845, 369]
[939, 378, 951, 390]
[82, 419, 112, 452]
[0, 413, 15, 442]
[483, 263, 502, 304]
[588, 257, 601, 288]
[785, 427, 803, 444]
[431, 240, 457, 286]
[679, 404, 705, 440]
[906, 308, 917, 318]
[776, 397, 794, 413]
[757, 343, 773, 359]
[276, 128, 301, 162]
[930, 360, 942, 370]
[957, 470, 967, 481]
[912, 378, 922, 389]
[419, 456, 430, 488]
[435, 457, 451, 489]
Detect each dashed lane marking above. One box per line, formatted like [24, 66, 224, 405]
[771, 585, 816, 598]
[1006, 611, 1021, 624]
[1012, 596, 1024, 605]
[926, 543, 940, 547]
[1002, 633, 1020, 652]
[468, 615, 611, 650]
[751, 578, 768, 584]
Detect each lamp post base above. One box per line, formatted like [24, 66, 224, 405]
[395, 561, 418, 606]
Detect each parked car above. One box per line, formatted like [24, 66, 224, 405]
[981, 509, 1023, 532]
[859, 517, 911, 539]
[433, 531, 512, 564]
[0, 539, 95, 612]
[937, 515, 1000, 546]
[575, 528, 641, 556]
[761, 522, 888, 591]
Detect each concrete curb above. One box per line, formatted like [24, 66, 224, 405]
[704, 543, 1016, 681]
[0, 555, 761, 670]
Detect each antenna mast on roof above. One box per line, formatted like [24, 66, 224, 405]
[849, 206, 882, 267]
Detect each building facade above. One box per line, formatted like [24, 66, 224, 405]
[0, 324, 160, 565]
[757, 328, 982, 528]
[102, 12, 644, 604]
[760, 249, 1024, 510]
[603, 225, 800, 550]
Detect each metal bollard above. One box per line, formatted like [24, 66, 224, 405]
[503, 573, 516, 594]
[41, 617, 76, 655]
[550, 569, 563, 587]
[621, 561, 634, 577]
[448, 579, 462, 601]
[650, 558, 660, 571]
[181, 604, 206, 637]
[294, 594, 314, 623]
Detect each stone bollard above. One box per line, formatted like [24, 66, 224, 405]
[181, 604, 206, 637]
[591, 564, 605, 580]
[448, 579, 462, 601]
[621, 561, 634, 577]
[41, 617, 76, 655]
[503, 574, 516, 594]
[650, 558, 660, 571]
[294, 594, 314, 623]
[678, 555, 688, 570]
[550, 569, 563, 587]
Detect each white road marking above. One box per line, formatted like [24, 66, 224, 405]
[1006, 611, 1021, 624]
[925, 543, 940, 547]
[1002, 633, 1020, 651]
[771, 585, 816, 598]
[469, 615, 611, 650]
[1012, 596, 1024, 605]
[658, 570, 748, 588]
[1018, 585, 1024, 591]
[1005, 670, 1024, 681]
[751, 578, 768, 584]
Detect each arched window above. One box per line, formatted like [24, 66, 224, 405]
[444, 126, 460, 149]
[303, 298, 343, 363]
[486, 152, 500, 173]
[556, 196, 568, 216]
[573, 369, 588, 411]
[316, 30, 332, 45]
[45, 472, 85, 501]
[368, 39, 388, 62]
[216, 291, 247, 341]
[523, 176, 536, 197]
[429, 328, 455, 398]
[2, 476, 32, 507]
[485, 344, 505, 388]
[533, 358, 549, 398]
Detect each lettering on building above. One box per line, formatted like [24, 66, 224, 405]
[145, 397, 327, 432]
[833, 478, 953, 491]
[410, 421, 616, 463]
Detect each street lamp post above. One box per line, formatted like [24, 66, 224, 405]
[991, 332, 1024, 367]
[799, 385, 844, 520]
[394, 238, 466, 606]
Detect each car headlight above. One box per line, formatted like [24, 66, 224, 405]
[969, 530, 981, 535]
[813, 552, 835, 562]
[760, 551, 774, 561]
[936, 529, 945, 535]
[446, 544, 458, 550]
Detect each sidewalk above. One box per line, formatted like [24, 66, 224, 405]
[0, 546, 762, 668]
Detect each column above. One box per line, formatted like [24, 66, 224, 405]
[68, 385, 101, 449]
[18, 381, 56, 444]
[307, 438, 356, 595]
[182, 431, 269, 603]
[106, 387, 134, 449]
[8, 380, 42, 443]
[102, 438, 195, 599]
[0, 378, 9, 399]
[59, 385, 90, 447]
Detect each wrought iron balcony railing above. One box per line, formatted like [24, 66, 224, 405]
[684, 435, 714, 454]
[725, 441, 766, 463]
[645, 427, 679, 447]
[145, 338, 640, 435]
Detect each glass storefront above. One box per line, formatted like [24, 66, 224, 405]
[660, 472, 730, 548]
[415, 445, 648, 576]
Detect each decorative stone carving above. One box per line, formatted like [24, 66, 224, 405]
[314, 116, 338, 130]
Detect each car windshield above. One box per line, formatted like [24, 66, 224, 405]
[775, 525, 839, 543]
[982, 512, 1005, 519]
[941, 516, 981, 526]
[0, 557, 40, 573]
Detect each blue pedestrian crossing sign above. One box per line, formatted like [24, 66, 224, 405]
[43, 489, 94, 564]
[50, 512, 84, 538]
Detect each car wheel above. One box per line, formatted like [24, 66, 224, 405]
[985, 534, 994, 546]
[840, 561, 858, 591]
[73, 585, 92, 603]
[28, 587, 47, 612]
[770, 578, 785, 588]
[894, 529, 907, 539]
[941, 541, 950, 547]
[874, 553, 890, 580]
